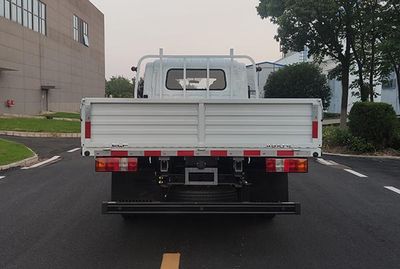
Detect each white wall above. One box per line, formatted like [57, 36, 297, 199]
[275, 50, 309, 65]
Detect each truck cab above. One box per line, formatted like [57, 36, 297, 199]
[142, 58, 249, 99]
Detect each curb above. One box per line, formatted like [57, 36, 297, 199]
[0, 154, 39, 171]
[324, 152, 400, 160]
[0, 131, 80, 138]
[0, 116, 79, 122]
[52, 117, 80, 122]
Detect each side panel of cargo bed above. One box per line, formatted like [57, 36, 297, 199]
[81, 98, 322, 156]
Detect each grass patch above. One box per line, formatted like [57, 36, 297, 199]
[45, 112, 80, 119]
[0, 118, 80, 133]
[0, 139, 34, 166]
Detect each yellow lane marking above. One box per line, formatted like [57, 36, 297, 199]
[160, 253, 181, 269]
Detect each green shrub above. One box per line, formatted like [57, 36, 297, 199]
[391, 126, 400, 150]
[264, 62, 331, 109]
[323, 126, 375, 153]
[347, 136, 376, 153]
[323, 126, 352, 147]
[348, 102, 398, 148]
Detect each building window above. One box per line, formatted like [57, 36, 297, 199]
[83, 21, 89, 46]
[0, 0, 46, 35]
[4, 0, 11, 19]
[73, 15, 78, 41]
[0, 0, 4, 17]
[382, 77, 397, 89]
[73, 14, 89, 47]
[10, 0, 16, 22]
[38, 0, 45, 34]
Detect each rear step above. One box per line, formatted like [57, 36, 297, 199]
[102, 201, 301, 215]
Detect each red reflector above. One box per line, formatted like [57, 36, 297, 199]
[95, 157, 138, 172]
[312, 121, 318, 139]
[85, 121, 91, 139]
[265, 158, 308, 173]
[277, 150, 294, 157]
[177, 150, 195, 157]
[211, 150, 228, 157]
[144, 151, 162, 157]
[244, 150, 261, 157]
[111, 150, 128, 157]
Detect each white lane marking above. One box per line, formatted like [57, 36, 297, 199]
[384, 186, 400, 195]
[0, 176, 5, 180]
[67, 148, 80, 153]
[317, 158, 337, 166]
[344, 169, 368, 178]
[21, 156, 61, 170]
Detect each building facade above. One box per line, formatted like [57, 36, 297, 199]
[0, 0, 104, 115]
[380, 73, 399, 115]
[274, 50, 400, 115]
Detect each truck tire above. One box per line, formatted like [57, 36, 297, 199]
[111, 171, 160, 202]
[247, 172, 289, 203]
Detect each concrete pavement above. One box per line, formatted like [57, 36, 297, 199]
[0, 148, 399, 269]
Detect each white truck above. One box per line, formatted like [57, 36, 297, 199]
[81, 49, 322, 219]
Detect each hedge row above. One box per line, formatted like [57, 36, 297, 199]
[323, 102, 399, 153]
[348, 102, 398, 149]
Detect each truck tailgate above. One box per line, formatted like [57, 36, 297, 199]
[81, 98, 322, 157]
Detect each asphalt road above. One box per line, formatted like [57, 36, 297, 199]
[0, 135, 80, 159]
[0, 140, 399, 269]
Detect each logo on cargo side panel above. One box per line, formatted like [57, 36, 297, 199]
[111, 144, 129, 148]
[265, 144, 292, 149]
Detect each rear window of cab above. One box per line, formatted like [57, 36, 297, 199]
[166, 69, 227, 91]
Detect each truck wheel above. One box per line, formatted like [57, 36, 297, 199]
[247, 172, 289, 202]
[111, 171, 160, 202]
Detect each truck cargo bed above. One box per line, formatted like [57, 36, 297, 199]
[81, 98, 322, 157]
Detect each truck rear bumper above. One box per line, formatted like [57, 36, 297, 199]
[102, 201, 301, 215]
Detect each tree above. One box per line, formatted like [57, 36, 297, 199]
[105, 76, 134, 98]
[350, 0, 383, 102]
[378, 0, 400, 105]
[257, 0, 357, 128]
[264, 63, 331, 109]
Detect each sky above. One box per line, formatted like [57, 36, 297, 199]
[90, 0, 282, 79]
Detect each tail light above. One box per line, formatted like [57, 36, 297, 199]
[96, 157, 138, 172]
[312, 121, 318, 139]
[265, 158, 308, 173]
[85, 121, 91, 139]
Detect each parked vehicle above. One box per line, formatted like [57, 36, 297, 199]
[81, 49, 322, 218]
